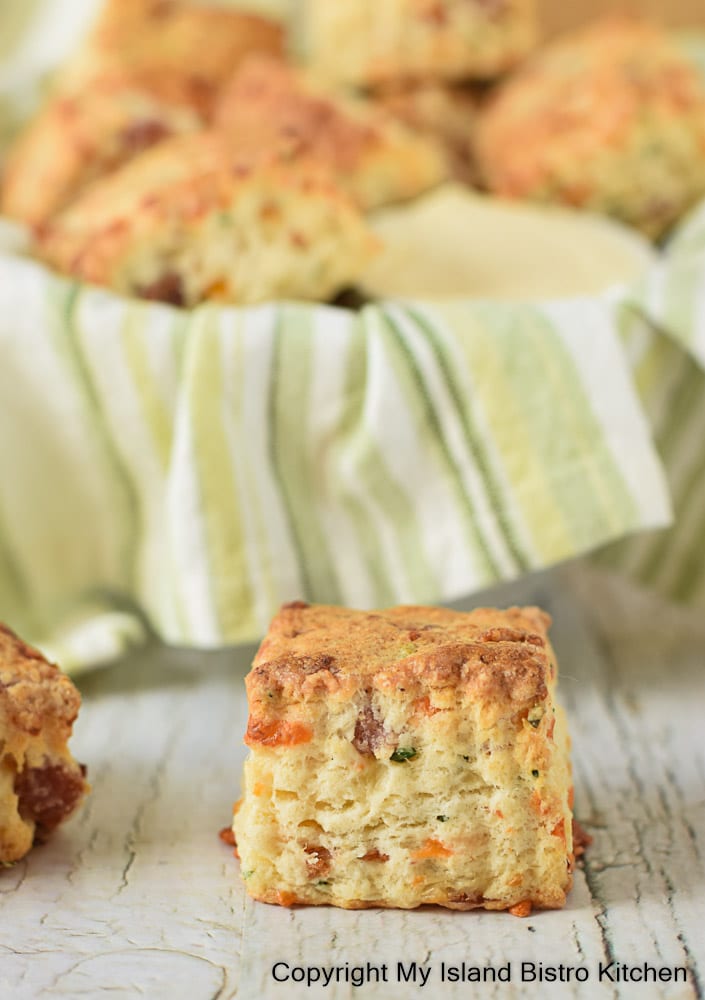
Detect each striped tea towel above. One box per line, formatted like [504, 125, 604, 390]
[0, 245, 672, 669]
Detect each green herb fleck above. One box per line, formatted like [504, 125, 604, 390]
[437, 815, 449, 823]
[242, 870, 255, 880]
[317, 880, 330, 887]
[531, 769, 540, 778]
[390, 747, 417, 763]
[462, 755, 470, 762]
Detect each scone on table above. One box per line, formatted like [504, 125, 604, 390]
[234, 602, 574, 913]
[303, 0, 538, 87]
[36, 132, 379, 308]
[477, 15, 705, 239]
[0, 624, 87, 864]
[214, 56, 449, 211]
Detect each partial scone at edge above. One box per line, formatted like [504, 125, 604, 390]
[0, 624, 87, 863]
[234, 602, 574, 912]
[304, 0, 538, 86]
[36, 132, 379, 308]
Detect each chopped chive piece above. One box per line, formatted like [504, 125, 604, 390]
[462, 755, 470, 762]
[317, 880, 330, 886]
[531, 769, 540, 778]
[437, 815, 449, 822]
[390, 747, 417, 763]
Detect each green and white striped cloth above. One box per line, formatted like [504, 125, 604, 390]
[0, 240, 674, 668]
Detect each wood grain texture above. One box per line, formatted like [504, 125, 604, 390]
[1, 569, 703, 999]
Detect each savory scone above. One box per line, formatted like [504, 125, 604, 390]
[1, 624, 87, 864]
[1, 73, 202, 228]
[214, 56, 449, 211]
[57, 0, 284, 113]
[234, 602, 574, 913]
[303, 0, 538, 87]
[476, 16, 705, 239]
[375, 82, 480, 184]
[36, 132, 379, 307]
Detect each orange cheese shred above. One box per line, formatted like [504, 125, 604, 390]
[411, 838, 454, 860]
[245, 717, 313, 748]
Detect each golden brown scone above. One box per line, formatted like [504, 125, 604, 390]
[0, 624, 87, 863]
[58, 0, 284, 113]
[303, 0, 538, 87]
[234, 602, 574, 913]
[214, 56, 449, 211]
[36, 132, 379, 308]
[1, 74, 202, 228]
[476, 16, 705, 239]
[375, 82, 480, 184]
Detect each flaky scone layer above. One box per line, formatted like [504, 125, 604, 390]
[234, 603, 573, 912]
[0, 625, 87, 863]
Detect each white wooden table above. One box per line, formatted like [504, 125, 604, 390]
[1, 568, 703, 1000]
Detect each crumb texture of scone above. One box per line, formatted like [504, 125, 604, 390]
[214, 56, 449, 211]
[1, 75, 202, 228]
[477, 15, 705, 238]
[234, 602, 574, 912]
[57, 0, 284, 110]
[303, 0, 538, 86]
[36, 132, 379, 308]
[0, 624, 87, 864]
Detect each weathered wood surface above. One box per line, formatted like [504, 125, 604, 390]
[1, 568, 703, 999]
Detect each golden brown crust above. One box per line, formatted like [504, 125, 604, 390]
[476, 15, 705, 237]
[1, 74, 202, 227]
[58, 0, 284, 112]
[249, 602, 552, 712]
[214, 56, 449, 211]
[0, 623, 81, 737]
[0, 623, 87, 863]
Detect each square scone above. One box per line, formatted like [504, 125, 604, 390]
[234, 602, 574, 913]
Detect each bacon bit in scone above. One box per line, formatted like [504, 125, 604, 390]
[509, 899, 532, 918]
[245, 717, 313, 747]
[352, 703, 388, 757]
[359, 849, 389, 862]
[137, 271, 185, 306]
[219, 826, 236, 847]
[14, 762, 86, 838]
[121, 119, 173, 154]
[304, 844, 331, 878]
[411, 838, 453, 860]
